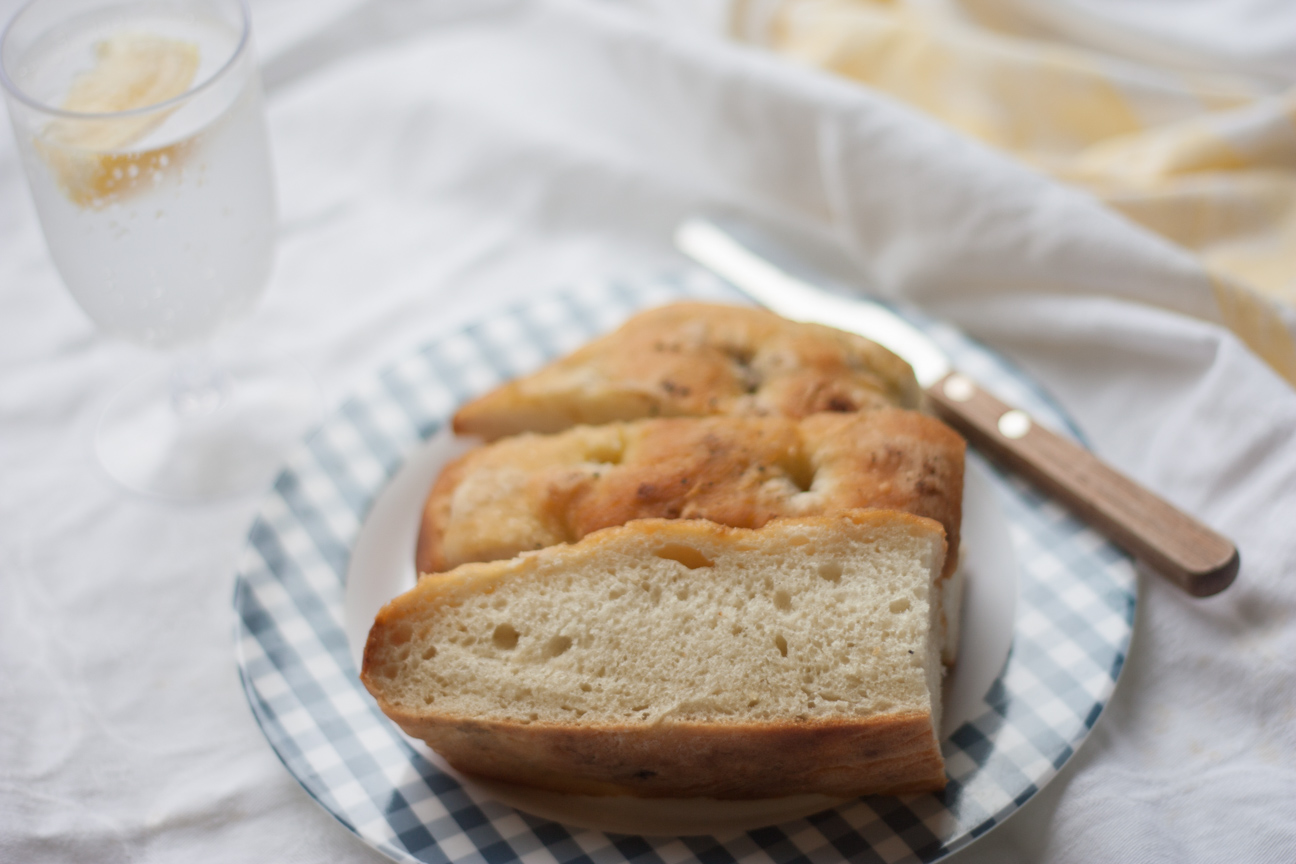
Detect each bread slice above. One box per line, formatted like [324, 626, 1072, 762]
[452, 302, 922, 441]
[363, 511, 948, 799]
[419, 410, 964, 582]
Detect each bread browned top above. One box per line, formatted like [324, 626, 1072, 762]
[452, 302, 923, 441]
[418, 409, 964, 580]
[364, 512, 948, 799]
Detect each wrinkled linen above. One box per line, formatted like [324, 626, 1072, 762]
[734, 0, 1296, 385]
[1, 1, 1294, 863]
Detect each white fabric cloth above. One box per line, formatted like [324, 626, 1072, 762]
[2, 1, 1294, 861]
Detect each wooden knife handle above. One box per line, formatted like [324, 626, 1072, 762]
[926, 372, 1239, 597]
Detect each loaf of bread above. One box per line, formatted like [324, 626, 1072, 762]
[362, 511, 948, 799]
[419, 410, 964, 581]
[452, 302, 923, 441]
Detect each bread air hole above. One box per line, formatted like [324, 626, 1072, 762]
[818, 561, 843, 583]
[654, 543, 714, 570]
[583, 436, 625, 466]
[492, 623, 520, 650]
[544, 635, 572, 659]
[773, 589, 792, 611]
[890, 597, 911, 613]
[774, 634, 788, 657]
[778, 449, 816, 493]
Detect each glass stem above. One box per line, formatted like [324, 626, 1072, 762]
[169, 350, 230, 418]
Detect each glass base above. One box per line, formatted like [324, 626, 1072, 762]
[94, 355, 323, 500]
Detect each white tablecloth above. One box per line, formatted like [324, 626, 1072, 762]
[2, 1, 1294, 861]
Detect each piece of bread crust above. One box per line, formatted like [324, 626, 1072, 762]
[363, 511, 948, 799]
[452, 302, 923, 441]
[419, 410, 964, 583]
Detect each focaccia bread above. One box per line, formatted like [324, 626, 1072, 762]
[363, 511, 948, 799]
[452, 302, 923, 441]
[419, 410, 963, 579]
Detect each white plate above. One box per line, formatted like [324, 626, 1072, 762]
[235, 271, 1136, 863]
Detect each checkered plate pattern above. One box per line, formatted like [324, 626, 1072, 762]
[234, 270, 1136, 863]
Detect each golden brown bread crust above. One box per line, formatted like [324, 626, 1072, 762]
[386, 712, 946, 799]
[451, 302, 923, 441]
[417, 409, 964, 581]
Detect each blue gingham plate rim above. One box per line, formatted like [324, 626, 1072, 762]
[234, 269, 1137, 863]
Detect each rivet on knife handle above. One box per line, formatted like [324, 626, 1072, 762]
[928, 372, 1239, 597]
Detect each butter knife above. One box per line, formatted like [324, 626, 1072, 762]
[675, 217, 1238, 597]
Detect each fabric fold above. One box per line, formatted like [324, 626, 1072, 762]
[737, 0, 1296, 385]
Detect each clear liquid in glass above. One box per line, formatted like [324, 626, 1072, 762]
[9, 6, 276, 348]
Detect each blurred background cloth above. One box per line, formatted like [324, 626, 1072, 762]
[723, 0, 1296, 385]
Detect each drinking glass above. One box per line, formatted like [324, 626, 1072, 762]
[2, 0, 318, 498]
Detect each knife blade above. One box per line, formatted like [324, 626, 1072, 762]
[675, 217, 1238, 597]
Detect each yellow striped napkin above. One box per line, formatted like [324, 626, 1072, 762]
[735, 0, 1296, 385]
